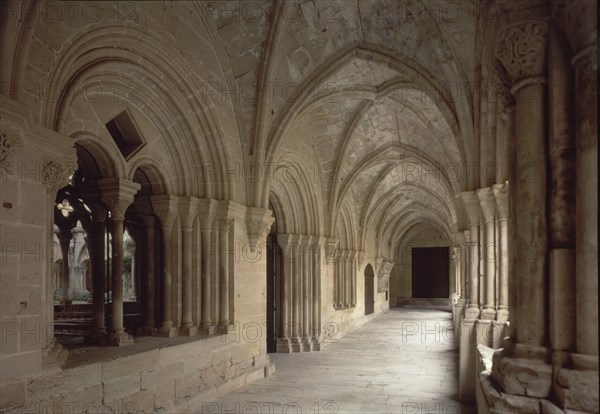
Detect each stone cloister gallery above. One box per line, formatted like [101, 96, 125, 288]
[0, 1, 597, 413]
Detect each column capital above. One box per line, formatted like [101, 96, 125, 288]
[98, 178, 141, 220]
[460, 191, 480, 225]
[477, 187, 496, 223]
[496, 20, 549, 86]
[493, 182, 510, 220]
[552, 0, 597, 58]
[178, 196, 199, 229]
[454, 231, 466, 245]
[217, 218, 234, 232]
[41, 157, 72, 196]
[150, 194, 179, 229]
[197, 198, 218, 230]
[246, 206, 275, 251]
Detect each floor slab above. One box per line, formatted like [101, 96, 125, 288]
[203, 308, 476, 413]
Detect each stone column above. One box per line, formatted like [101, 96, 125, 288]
[493, 183, 510, 322]
[350, 250, 357, 306]
[99, 179, 141, 346]
[478, 187, 496, 320]
[198, 199, 217, 335]
[453, 232, 467, 327]
[572, 35, 598, 361]
[461, 192, 480, 320]
[554, 5, 598, 409]
[150, 194, 179, 337]
[491, 19, 553, 398]
[217, 218, 233, 332]
[277, 234, 293, 352]
[290, 235, 302, 352]
[179, 197, 198, 336]
[140, 214, 156, 333]
[312, 238, 325, 350]
[303, 237, 314, 351]
[88, 204, 107, 342]
[497, 20, 549, 347]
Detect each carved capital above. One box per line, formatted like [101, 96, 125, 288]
[42, 157, 70, 195]
[477, 187, 496, 223]
[98, 179, 141, 220]
[460, 191, 480, 225]
[497, 20, 549, 83]
[492, 60, 515, 109]
[197, 198, 218, 230]
[246, 207, 275, 251]
[178, 196, 199, 229]
[493, 182, 510, 220]
[150, 194, 179, 229]
[0, 127, 22, 170]
[217, 218, 234, 232]
[552, 0, 597, 55]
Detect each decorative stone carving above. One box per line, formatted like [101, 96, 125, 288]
[492, 60, 515, 110]
[497, 21, 549, 83]
[477, 187, 496, 224]
[196, 198, 218, 230]
[217, 218, 234, 232]
[246, 207, 275, 252]
[150, 194, 180, 229]
[42, 158, 69, 195]
[0, 127, 22, 169]
[98, 179, 141, 220]
[178, 196, 199, 229]
[461, 191, 480, 225]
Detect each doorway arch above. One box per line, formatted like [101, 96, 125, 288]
[364, 264, 375, 315]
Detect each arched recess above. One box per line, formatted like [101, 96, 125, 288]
[28, 20, 243, 202]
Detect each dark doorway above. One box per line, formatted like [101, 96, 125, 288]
[411, 247, 449, 298]
[266, 212, 282, 353]
[364, 264, 375, 315]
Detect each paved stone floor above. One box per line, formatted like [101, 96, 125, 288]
[203, 308, 475, 414]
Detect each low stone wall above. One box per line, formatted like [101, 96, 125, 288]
[1, 335, 275, 413]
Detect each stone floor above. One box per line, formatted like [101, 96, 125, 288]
[204, 308, 475, 413]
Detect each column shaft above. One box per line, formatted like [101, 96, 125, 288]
[219, 224, 230, 329]
[143, 221, 155, 330]
[180, 227, 195, 334]
[514, 82, 547, 346]
[200, 228, 213, 333]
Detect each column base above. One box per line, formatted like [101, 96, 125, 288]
[199, 323, 217, 335]
[491, 344, 552, 398]
[311, 336, 321, 351]
[496, 307, 510, 322]
[289, 337, 302, 352]
[107, 331, 134, 346]
[301, 336, 313, 352]
[156, 326, 177, 337]
[217, 323, 234, 334]
[481, 307, 496, 320]
[277, 337, 292, 353]
[465, 306, 480, 320]
[179, 325, 197, 336]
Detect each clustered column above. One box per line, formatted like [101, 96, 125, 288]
[333, 249, 357, 309]
[276, 234, 323, 353]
